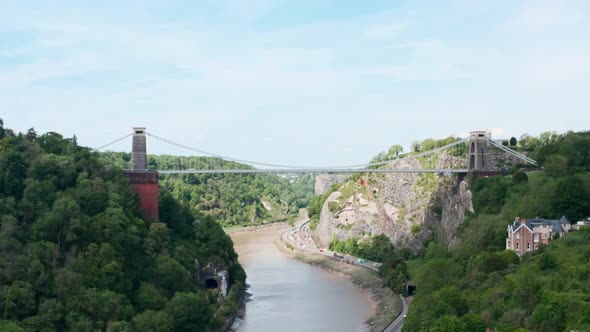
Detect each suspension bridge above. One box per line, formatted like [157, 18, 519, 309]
[96, 127, 537, 175]
[96, 127, 538, 222]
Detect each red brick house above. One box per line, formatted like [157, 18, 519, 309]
[506, 216, 571, 255]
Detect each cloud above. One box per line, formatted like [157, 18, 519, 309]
[507, 0, 585, 33]
[365, 20, 413, 37]
[1, 1, 589, 166]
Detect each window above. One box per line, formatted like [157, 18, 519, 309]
[534, 234, 539, 242]
[527, 242, 530, 250]
[542, 233, 548, 239]
[516, 233, 520, 240]
[516, 242, 519, 250]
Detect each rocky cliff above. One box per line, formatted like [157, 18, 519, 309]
[315, 152, 473, 251]
[314, 174, 347, 195]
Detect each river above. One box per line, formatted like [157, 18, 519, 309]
[230, 224, 373, 332]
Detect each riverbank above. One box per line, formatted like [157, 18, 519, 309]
[224, 221, 287, 235]
[232, 224, 375, 331]
[275, 235, 401, 332]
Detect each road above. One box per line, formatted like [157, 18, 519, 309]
[282, 213, 406, 332]
[383, 295, 407, 332]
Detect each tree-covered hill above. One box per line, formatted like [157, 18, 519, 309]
[403, 130, 590, 332]
[0, 121, 245, 331]
[101, 152, 315, 226]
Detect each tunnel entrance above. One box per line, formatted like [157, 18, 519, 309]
[205, 278, 219, 289]
[407, 284, 416, 296]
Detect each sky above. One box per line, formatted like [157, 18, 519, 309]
[1, 0, 589, 167]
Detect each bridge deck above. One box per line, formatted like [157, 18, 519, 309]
[155, 168, 470, 174]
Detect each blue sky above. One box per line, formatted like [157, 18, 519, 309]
[1, 0, 589, 167]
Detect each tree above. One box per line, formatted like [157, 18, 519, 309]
[538, 252, 557, 270]
[550, 176, 590, 221]
[1, 281, 36, 320]
[0, 151, 28, 199]
[512, 171, 528, 185]
[0, 118, 4, 140]
[539, 131, 560, 146]
[544, 154, 568, 177]
[68, 288, 133, 328]
[165, 292, 211, 331]
[133, 310, 172, 332]
[31, 196, 83, 250]
[135, 282, 168, 311]
[431, 315, 466, 332]
[510, 137, 518, 146]
[387, 145, 404, 158]
[148, 255, 191, 294]
[411, 141, 422, 152]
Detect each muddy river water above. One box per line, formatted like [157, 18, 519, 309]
[230, 225, 372, 332]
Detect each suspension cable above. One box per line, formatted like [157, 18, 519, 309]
[487, 139, 538, 165]
[92, 133, 133, 152]
[147, 132, 306, 168]
[146, 131, 468, 170]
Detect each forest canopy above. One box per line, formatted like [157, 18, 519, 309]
[101, 152, 315, 227]
[0, 121, 245, 331]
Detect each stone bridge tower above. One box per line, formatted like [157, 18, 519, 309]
[125, 127, 159, 221]
[468, 131, 491, 171]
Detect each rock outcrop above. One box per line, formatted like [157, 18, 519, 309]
[314, 174, 347, 195]
[315, 152, 473, 251]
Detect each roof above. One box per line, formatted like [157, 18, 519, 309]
[511, 216, 570, 234]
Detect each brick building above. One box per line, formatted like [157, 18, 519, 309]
[506, 216, 571, 255]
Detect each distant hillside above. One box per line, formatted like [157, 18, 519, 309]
[0, 122, 246, 331]
[101, 152, 315, 226]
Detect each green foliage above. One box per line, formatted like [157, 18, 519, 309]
[550, 175, 590, 221]
[404, 131, 590, 332]
[510, 137, 517, 146]
[132, 310, 172, 332]
[511, 170, 528, 185]
[0, 123, 245, 330]
[330, 234, 410, 294]
[101, 152, 315, 227]
[471, 176, 509, 214]
[544, 154, 569, 177]
[328, 201, 340, 213]
[410, 223, 422, 234]
[308, 183, 341, 230]
[165, 292, 212, 331]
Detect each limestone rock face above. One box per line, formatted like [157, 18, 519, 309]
[314, 153, 473, 250]
[314, 174, 347, 195]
